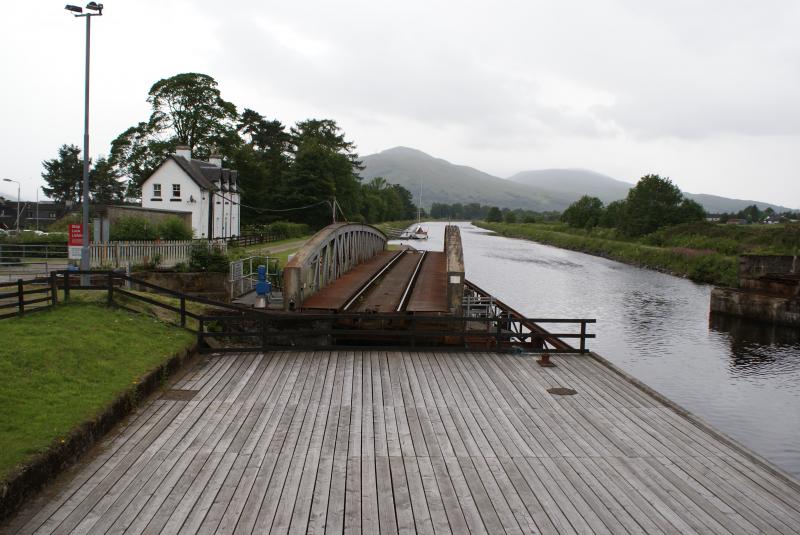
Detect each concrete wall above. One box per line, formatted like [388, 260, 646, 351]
[711, 287, 800, 327]
[739, 255, 799, 279]
[444, 225, 464, 316]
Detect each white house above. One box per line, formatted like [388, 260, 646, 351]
[140, 146, 240, 239]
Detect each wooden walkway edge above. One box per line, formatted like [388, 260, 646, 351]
[4, 350, 800, 534]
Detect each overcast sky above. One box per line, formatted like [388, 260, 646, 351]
[1, 0, 798, 208]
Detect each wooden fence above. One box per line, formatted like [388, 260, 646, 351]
[0, 276, 56, 319]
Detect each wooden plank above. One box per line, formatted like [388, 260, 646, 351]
[390, 456, 415, 534]
[403, 456, 435, 535]
[375, 456, 399, 535]
[416, 456, 455, 534]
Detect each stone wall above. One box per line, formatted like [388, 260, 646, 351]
[739, 254, 798, 279]
[710, 287, 800, 327]
[130, 271, 228, 300]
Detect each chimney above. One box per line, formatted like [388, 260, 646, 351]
[209, 153, 222, 167]
[175, 145, 191, 160]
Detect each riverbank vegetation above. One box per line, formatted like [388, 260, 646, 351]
[476, 220, 799, 286]
[0, 302, 194, 479]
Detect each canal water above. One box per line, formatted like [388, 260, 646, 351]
[395, 221, 800, 478]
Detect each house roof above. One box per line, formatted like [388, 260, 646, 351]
[153, 155, 240, 192]
[169, 155, 218, 191]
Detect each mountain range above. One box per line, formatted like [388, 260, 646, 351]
[359, 147, 795, 214]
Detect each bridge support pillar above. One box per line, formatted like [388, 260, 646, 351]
[445, 225, 465, 316]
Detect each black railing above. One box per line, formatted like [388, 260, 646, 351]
[3, 270, 597, 355]
[197, 311, 595, 354]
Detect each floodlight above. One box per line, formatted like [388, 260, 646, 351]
[64, 4, 83, 13]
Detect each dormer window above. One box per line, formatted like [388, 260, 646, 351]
[152, 183, 161, 197]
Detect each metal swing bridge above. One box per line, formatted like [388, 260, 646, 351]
[200, 223, 595, 353]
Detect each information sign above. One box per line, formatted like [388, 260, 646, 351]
[68, 224, 83, 246]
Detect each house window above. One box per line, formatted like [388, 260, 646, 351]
[152, 183, 161, 197]
[49, 212, 56, 219]
[172, 184, 181, 198]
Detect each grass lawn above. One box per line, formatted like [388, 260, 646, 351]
[0, 303, 195, 480]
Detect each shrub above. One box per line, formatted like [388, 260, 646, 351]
[110, 216, 157, 241]
[189, 244, 228, 272]
[157, 217, 193, 240]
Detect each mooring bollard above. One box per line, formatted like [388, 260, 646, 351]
[538, 352, 555, 367]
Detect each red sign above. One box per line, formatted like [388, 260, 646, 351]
[68, 224, 83, 246]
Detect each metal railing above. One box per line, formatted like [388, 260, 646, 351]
[2, 270, 597, 356]
[229, 256, 281, 300]
[197, 311, 595, 354]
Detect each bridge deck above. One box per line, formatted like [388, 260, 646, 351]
[406, 251, 447, 313]
[6, 351, 800, 534]
[301, 250, 398, 311]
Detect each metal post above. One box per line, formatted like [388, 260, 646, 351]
[17, 279, 24, 316]
[580, 321, 587, 354]
[64, 271, 70, 302]
[79, 13, 92, 287]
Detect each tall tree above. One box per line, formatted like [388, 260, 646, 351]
[110, 73, 239, 197]
[618, 174, 704, 236]
[562, 195, 604, 229]
[90, 156, 125, 203]
[41, 144, 83, 203]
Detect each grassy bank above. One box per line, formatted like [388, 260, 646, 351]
[0, 303, 194, 479]
[475, 221, 742, 286]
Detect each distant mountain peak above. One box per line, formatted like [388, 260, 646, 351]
[360, 146, 794, 213]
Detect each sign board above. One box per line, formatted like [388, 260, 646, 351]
[68, 246, 82, 260]
[68, 224, 83, 246]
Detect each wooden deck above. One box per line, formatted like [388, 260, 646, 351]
[6, 350, 800, 534]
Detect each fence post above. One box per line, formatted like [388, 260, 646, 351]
[17, 279, 24, 316]
[180, 296, 186, 328]
[64, 272, 70, 302]
[580, 321, 587, 354]
[198, 317, 204, 350]
[107, 271, 114, 306]
[50, 271, 58, 306]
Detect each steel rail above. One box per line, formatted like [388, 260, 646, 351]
[342, 249, 406, 311]
[396, 251, 427, 312]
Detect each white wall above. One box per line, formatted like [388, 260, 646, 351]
[141, 159, 206, 238]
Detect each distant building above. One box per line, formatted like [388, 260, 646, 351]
[726, 218, 750, 225]
[0, 196, 69, 230]
[140, 146, 240, 239]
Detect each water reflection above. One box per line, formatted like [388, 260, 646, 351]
[710, 313, 800, 375]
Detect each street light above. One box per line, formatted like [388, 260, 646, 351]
[2, 179, 20, 233]
[65, 3, 103, 280]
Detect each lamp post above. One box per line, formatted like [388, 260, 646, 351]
[65, 2, 103, 280]
[2, 179, 20, 233]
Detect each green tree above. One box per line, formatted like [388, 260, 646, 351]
[90, 156, 125, 203]
[503, 210, 517, 223]
[618, 174, 686, 236]
[599, 199, 626, 228]
[562, 195, 604, 229]
[110, 73, 239, 197]
[486, 206, 502, 222]
[41, 144, 83, 203]
[737, 204, 762, 223]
